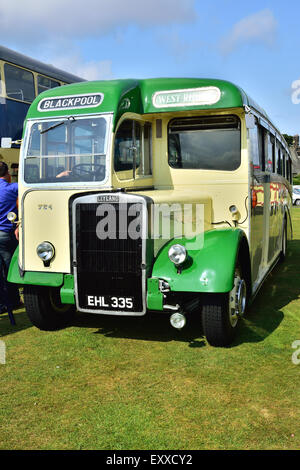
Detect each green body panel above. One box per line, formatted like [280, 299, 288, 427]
[139, 78, 245, 114]
[25, 77, 271, 127]
[151, 229, 245, 295]
[7, 247, 64, 286]
[26, 79, 143, 131]
[60, 274, 75, 304]
[147, 278, 163, 311]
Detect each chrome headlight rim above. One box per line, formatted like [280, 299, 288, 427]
[36, 241, 55, 262]
[168, 243, 187, 266]
[7, 211, 17, 223]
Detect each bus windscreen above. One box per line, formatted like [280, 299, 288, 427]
[23, 116, 109, 183]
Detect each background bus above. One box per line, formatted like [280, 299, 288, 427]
[0, 45, 83, 180]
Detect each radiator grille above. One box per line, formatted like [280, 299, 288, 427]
[75, 201, 144, 312]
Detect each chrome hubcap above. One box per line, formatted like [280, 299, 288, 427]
[229, 270, 247, 327]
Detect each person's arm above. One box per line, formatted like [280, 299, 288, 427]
[56, 170, 71, 178]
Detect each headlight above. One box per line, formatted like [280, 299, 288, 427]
[36, 242, 55, 262]
[168, 244, 187, 265]
[229, 205, 238, 215]
[7, 211, 17, 222]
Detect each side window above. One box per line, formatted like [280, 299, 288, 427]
[266, 133, 273, 172]
[114, 119, 152, 180]
[257, 125, 266, 171]
[285, 155, 290, 182]
[281, 148, 285, 178]
[37, 75, 60, 95]
[114, 120, 140, 180]
[269, 134, 276, 173]
[169, 115, 240, 171]
[284, 151, 291, 181]
[289, 157, 292, 183]
[249, 124, 260, 169]
[277, 142, 281, 175]
[141, 122, 152, 176]
[4, 63, 35, 102]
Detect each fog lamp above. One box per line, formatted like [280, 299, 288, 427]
[170, 312, 186, 330]
[168, 244, 187, 265]
[37, 242, 55, 262]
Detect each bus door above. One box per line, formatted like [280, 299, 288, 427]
[249, 122, 270, 285]
[268, 135, 280, 262]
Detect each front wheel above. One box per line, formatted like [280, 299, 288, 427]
[202, 267, 247, 347]
[24, 285, 75, 331]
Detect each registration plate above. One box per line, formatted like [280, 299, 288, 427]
[86, 295, 134, 310]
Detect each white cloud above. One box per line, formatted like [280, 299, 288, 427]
[52, 53, 113, 81]
[220, 9, 277, 55]
[0, 0, 196, 43]
[0, 1, 196, 79]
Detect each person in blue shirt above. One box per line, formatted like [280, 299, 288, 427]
[0, 161, 20, 314]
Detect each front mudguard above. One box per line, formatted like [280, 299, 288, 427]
[149, 228, 248, 298]
[7, 246, 64, 287]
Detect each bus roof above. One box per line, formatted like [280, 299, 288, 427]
[26, 77, 277, 132]
[0, 45, 84, 83]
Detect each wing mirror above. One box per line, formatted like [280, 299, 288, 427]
[1, 137, 12, 148]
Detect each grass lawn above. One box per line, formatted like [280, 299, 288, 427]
[1, 210, 300, 450]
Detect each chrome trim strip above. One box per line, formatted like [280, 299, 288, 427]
[72, 192, 148, 316]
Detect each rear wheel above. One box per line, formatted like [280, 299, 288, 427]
[24, 285, 75, 331]
[202, 266, 247, 347]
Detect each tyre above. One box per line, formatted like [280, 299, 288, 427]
[23, 285, 75, 331]
[279, 219, 287, 262]
[295, 199, 300, 206]
[202, 266, 247, 347]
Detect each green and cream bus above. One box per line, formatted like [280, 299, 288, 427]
[7, 78, 292, 346]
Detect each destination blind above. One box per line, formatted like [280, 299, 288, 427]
[38, 93, 104, 111]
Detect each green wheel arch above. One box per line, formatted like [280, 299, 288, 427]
[150, 228, 251, 295]
[7, 246, 64, 287]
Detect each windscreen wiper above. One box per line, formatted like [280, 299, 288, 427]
[40, 116, 76, 135]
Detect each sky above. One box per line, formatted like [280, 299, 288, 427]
[0, 0, 299, 135]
